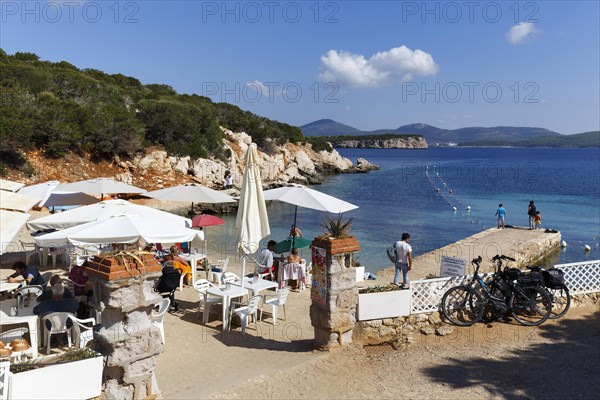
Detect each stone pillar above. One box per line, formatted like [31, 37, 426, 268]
[86, 253, 164, 399]
[310, 237, 360, 349]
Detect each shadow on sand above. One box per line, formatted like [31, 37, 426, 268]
[423, 310, 600, 399]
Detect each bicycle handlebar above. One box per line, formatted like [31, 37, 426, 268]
[491, 254, 515, 262]
[471, 256, 482, 264]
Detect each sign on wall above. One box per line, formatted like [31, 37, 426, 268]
[311, 246, 327, 305]
[440, 256, 467, 277]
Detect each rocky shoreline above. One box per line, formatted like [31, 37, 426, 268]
[330, 135, 428, 149]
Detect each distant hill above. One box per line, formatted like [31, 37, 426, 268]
[299, 119, 597, 147]
[300, 119, 363, 136]
[465, 131, 600, 147]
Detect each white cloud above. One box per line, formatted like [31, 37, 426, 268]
[318, 45, 438, 88]
[506, 22, 540, 45]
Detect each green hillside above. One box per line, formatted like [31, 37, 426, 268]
[0, 50, 304, 171]
[461, 131, 600, 147]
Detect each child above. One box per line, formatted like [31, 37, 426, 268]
[535, 210, 541, 229]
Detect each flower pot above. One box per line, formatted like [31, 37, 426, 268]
[312, 236, 360, 255]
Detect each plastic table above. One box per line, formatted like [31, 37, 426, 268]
[0, 300, 40, 358]
[206, 284, 248, 331]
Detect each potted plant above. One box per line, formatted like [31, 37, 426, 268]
[312, 213, 360, 255]
[7, 348, 103, 399]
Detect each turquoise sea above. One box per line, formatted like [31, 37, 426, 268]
[207, 147, 600, 274]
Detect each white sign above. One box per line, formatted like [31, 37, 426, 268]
[440, 256, 467, 277]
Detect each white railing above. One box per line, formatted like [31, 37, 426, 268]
[410, 260, 600, 314]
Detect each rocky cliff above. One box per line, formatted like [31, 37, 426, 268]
[7, 128, 378, 193]
[331, 136, 428, 149]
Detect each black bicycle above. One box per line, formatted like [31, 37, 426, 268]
[525, 265, 570, 319]
[441, 256, 553, 326]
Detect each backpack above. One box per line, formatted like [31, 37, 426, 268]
[542, 268, 565, 289]
[154, 266, 182, 293]
[386, 243, 398, 263]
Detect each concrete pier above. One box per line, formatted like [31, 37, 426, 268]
[377, 227, 561, 282]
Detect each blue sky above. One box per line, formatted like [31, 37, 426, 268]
[1, 1, 599, 134]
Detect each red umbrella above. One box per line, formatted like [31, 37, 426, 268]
[192, 214, 226, 260]
[192, 214, 226, 227]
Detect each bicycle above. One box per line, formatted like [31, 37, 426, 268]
[524, 265, 570, 319]
[441, 255, 552, 326]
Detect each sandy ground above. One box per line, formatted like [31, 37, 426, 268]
[206, 306, 600, 400]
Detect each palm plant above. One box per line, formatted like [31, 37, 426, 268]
[319, 213, 353, 239]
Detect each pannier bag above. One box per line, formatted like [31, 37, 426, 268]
[503, 267, 522, 280]
[518, 273, 543, 287]
[543, 268, 565, 289]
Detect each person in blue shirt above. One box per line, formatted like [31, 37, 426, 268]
[33, 283, 78, 317]
[8, 262, 46, 287]
[495, 203, 507, 229]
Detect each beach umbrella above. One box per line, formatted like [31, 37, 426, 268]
[0, 179, 25, 192]
[28, 199, 191, 231]
[56, 177, 146, 199]
[34, 214, 204, 248]
[0, 190, 41, 213]
[192, 214, 226, 255]
[236, 143, 270, 281]
[0, 210, 31, 254]
[18, 180, 99, 208]
[145, 184, 236, 215]
[262, 183, 358, 248]
[274, 236, 312, 254]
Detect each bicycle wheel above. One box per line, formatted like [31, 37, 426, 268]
[548, 285, 571, 319]
[441, 286, 484, 326]
[509, 286, 552, 326]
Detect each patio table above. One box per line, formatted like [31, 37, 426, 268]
[0, 280, 20, 294]
[206, 284, 248, 331]
[0, 300, 40, 358]
[180, 252, 207, 283]
[240, 277, 278, 297]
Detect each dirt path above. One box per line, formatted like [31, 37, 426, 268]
[207, 306, 600, 400]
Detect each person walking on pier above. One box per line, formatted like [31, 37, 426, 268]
[394, 233, 412, 289]
[528, 200, 537, 229]
[495, 203, 506, 229]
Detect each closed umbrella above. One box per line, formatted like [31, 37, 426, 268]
[56, 177, 146, 199]
[274, 236, 312, 254]
[28, 199, 191, 231]
[192, 214, 226, 255]
[0, 210, 30, 254]
[236, 143, 270, 281]
[34, 214, 204, 248]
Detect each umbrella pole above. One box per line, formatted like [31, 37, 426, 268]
[292, 205, 298, 250]
[241, 255, 246, 287]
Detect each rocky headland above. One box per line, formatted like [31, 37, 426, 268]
[330, 135, 428, 149]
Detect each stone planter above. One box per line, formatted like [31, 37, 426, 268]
[8, 354, 103, 399]
[357, 290, 411, 321]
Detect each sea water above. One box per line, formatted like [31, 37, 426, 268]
[207, 147, 600, 274]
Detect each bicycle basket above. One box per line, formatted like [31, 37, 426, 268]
[503, 268, 522, 280]
[543, 268, 565, 289]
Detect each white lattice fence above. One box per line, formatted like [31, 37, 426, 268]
[556, 260, 600, 295]
[410, 273, 492, 314]
[410, 260, 600, 314]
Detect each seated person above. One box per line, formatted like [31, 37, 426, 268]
[33, 283, 78, 317]
[37, 275, 75, 302]
[163, 245, 192, 285]
[286, 248, 303, 264]
[68, 263, 94, 297]
[7, 261, 46, 287]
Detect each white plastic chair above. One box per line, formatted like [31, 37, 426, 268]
[19, 240, 41, 265]
[210, 256, 230, 283]
[230, 295, 262, 335]
[262, 287, 290, 324]
[67, 315, 96, 348]
[193, 279, 222, 324]
[221, 272, 240, 284]
[41, 272, 53, 285]
[0, 327, 29, 343]
[15, 285, 44, 297]
[42, 312, 74, 354]
[152, 298, 170, 345]
[0, 361, 9, 400]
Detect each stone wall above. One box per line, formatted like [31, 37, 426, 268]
[87, 255, 164, 399]
[310, 237, 360, 349]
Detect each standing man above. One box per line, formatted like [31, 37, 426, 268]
[394, 233, 412, 288]
[7, 261, 46, 287]
[496, 203, 507, 229]
[527, 200, 537, 230]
